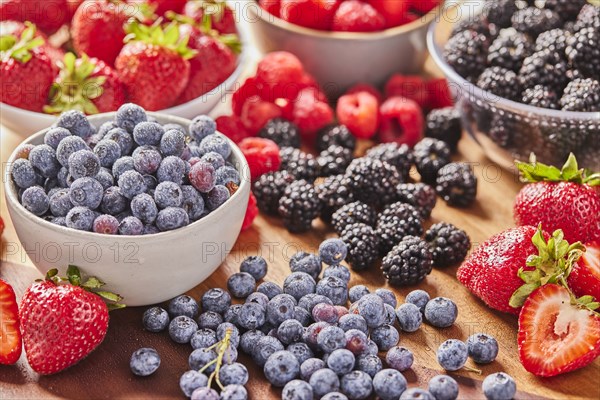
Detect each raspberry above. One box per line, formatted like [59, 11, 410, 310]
[292, 88, 335, 142]
[378, 97, 424, 147]
[256, 51, 305, 99]
[280, 0, 340, 30]
[332, 0, 386, 32]
[259, 0, 281, 17]
[336, 91, 379, 139]
[368, 0, 410, 28]
[346, 83, 383, 103]
[240, 96, 283, 135]
[232, 77, 264, 116]
[215, 115, 251, 144]
[410, 0, 440, 14]
[384, 75, 429, 109]
[425, 78, 453, 109]
[241, 192, 258, 231]
[238, 138, 281, 180]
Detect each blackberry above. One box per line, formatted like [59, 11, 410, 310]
[317, 145, 353, 177]
[332, 201, 377, 235]
[487, 28, 534, 72]
[566, 27, 600, 80]
[279, 147, 319, 182]
[424, 108, 462, 152]
[521, 85, 560, 109]
[364, 143, 414, 181]
[345, 158, 401, 209]
[436, 163, 478, 207]
[413, 138, 451, 184]
[511, 7, 562, 38]
[574, 4, 600, 32]
[278, 179, 321, 233]
[340, 223, 380, 271]
[376, 202, 424, 255]
[544, 0, 587, 22]
[477, 66, 522, 101]
[451, 14, 497, 39]
[381, 236, 433, 286]
[482, 0, 517, 28]
[315, 174, 354, 222]
[534, 29, 571, 54]
[259, 118, 301, 148]
[560, 78, 600, 112]
[425, 222, 471, 268]
[444, 29, 490, 82]
[395, 183, 437, 219]
[519, 50, 569, 92]
[488, 115, 515, 148]
[316, 124, 356, 152]
[542, 125, 590, 154]
[252, 170, 295, 215]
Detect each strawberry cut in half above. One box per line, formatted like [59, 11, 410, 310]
[569, 241, 600, 300]
[0, 278, 22, 365]
[518, 284, 600, 377]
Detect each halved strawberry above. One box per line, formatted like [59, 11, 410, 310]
[0, 279, 22, 365]
[569, 242, 600, 300]
[518, 284, 600, 377]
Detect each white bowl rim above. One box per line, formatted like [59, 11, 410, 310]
[4, 112, 251, 241]
[427, 8, 600, 120]
[246, 0, 444, 40]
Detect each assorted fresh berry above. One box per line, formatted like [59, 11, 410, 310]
[0, 279, 21, 365]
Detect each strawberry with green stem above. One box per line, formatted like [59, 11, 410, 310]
[196, 326, 235, 390]
[183, 0, 237, 34]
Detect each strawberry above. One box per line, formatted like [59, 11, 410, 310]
[71, 0, 134, 66]
[378, 96, 423, 146]
[409, 0, 440, 14]
[19, 266, 124, 375]
[367, 0, 410, 28]
[259, 0, 281, 17]
[336, 91, 379, 139]
[280, 0, 340, 30]
[115, 21, 195, 110]
[145, 0, 187, 16]
[0, 216, 4, 235]
[0, 0, 69, 34]
[45, 53, 126, 115]
[67, 0, 85, 19]
[518, 284, 600, 377]
[0, 20, 64, 67]
[0, 279, 21, 365]
[0, 23, 55, 112]
[182, 0, 237, 34]
[514, 154, 600, 244]
[569, 241, 600, 300]
[332, 0, 386, 32]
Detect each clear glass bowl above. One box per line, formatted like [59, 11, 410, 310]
[427, 11, 600, 171]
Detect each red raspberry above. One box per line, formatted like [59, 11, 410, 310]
[280, 0, 340, 30]
[0, 216, 4, 236]
[274, 97, 295, 120]
[367, 0, 410, 28]
[332, 0, 386, 32]
[426, 78, 454, 109]
[240, 96, 283, 135]
[384, 74, 430, 108]
[378, 96, 424, 146]
[232, 77, 264, 116]
[259, 0, 282, 17]
[346, 82, 383, 103]
[238, 138, 281, 180]
[409, 0, 440, 14]
[242, 192, 259, 231]
[292, 88, 335, 142]
[256, 52, 305, 100]
[336, 91, 379, 139]
[215, 115, 251, 144]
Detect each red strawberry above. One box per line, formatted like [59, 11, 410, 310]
[115, 21, 194, 110]
[145, 0, 187, 16]
[19, 266, 122, 375]
[71, 0, 134, 66]
[183, 0, 237, 34]
[332, 0, 386, 32]
[216, 115, 251, 144]
[0, 20, 64, 68]
[409, 0, 440, 14]
[45, 53, 126, 114]
[66, 0, 85, 19]
[514, 154, 600, 244]
[292, 87, 335, 142]
[336, 91, 379, 139]
[0, 279, 21, 365]
[518, 284, 600, 377]
[242, 192, 259, 231]
[569, 242, 600, 300]
[378, 96, 423, 146]
[384, 74, 430, 108]
[367, 0, 410, 28]
[0, 0, 69, 34]
[280, 0, 340, 30]
[240, 96, 283, 135]
[0, 216, 4, 235]
[259, 0, 281, 17]
[0, 23, 55, 112]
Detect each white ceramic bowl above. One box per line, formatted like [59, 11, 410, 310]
[4, 113, 250, 306]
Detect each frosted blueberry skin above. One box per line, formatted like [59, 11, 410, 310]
[68, 149, 100, 179]
[56, 110, 95, 139]
[30, 144, 60, 178]
[386, 346, 414, 372]
[160, 129, 186, 157]
[340, 370, 373, 400]
[168, 295, 200, 319]
[309, 368, 340, 398]
[263, 350, 300, 387]
[21, 186, 49, 216]
[219, 363, 249, 386]
[290, 251, 323, 280]
[282, 380, 313, 400]
[11, 159, 38, 188]
[142, 306, 170, 332]
[179, 370, 208, 398]
[130, 193, 158, 225]
[429, 375, 459, 400]
[319, 238, 348, 265]
[425, 297, 458, 328]
[69, 177, 103, 209]
[467, 333, 499, 364]
[190, 115, 217, 142]
[44, 127, 71, 149]
[482, 372, 516, 400]
[156, 207, 189, 232]
[373, 369, 407, 400]
[190, 328, 218, 350]
[400, 388, 435, 400]
[49, 188, 73, 217]
[169, 315, 198, 344]
[437, 339, 468, 371]
[356, 354, 383, 378]
[130, 347, 161, 377]
[206, 185, 230, 211]
[240, 256, 268, 281]
[105, 127, 134, 155]
[56, 135, 88, 167]
[65, 206, 96, 231]
[133, 121, 164, 146]
[396, 303, 423, 332]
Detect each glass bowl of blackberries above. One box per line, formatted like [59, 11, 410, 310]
[428, 0, 600, 170]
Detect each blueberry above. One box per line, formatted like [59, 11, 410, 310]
[316, 276, 348, 306]
[133, 121, 163, 146]
[142, 306, 170, 332]
[143, 224, 159, 234]
[56, 110, 94, 139]
[319, 238, 348, 265]
[246, 291, 269, 308]
[374, 288, 397, 308]
[206, 184, 230, 210]
[266, 294, 296, 326]
[130, 348, 160, 376]
[179, 370, 208, 397]
[132, 145, 162, 175]
[348, 285, 370, 303]
[373, 369, 407, 400]
[29, 144, 60, 178]
[105, 127, 134, 155]
[190, 115, 216, 142]
[200, 151, 225, 169]
[219, 362, 249, 386]
[406, 289, 430, 313]
[199, 134, 231, 159]
[189, 145, 202, 158]
[312, 303, 339, 324]
[197, 311, 223, 330]
[321, 393, 348, 400]
[264, 350, 300, 387]
[302, 322, 329, 350]
[111, 156, 135, 179]
[118, 170, 147, 199]
[11, 159, 38, 188]
[160, 128, 185, 157]
[322, 265, 351, 285]
[190, 387, 219, 400]
[277, 319, 304, 345]
[131, 193, 158, 224]
[217, 322, 240, 348]
[428, 375, 459, 400]
[201, 288, 231, 314]
[215, 165, 241, 187]
[467, 333, 499, 364]
[227, 272, 256, 298]
[56, 166, 70, 187]
[56, 135, 88, 167]
[238, 257, 267, 282]
[189, 347, 217, 372]
[116, 104, 147, 132]
[168, 315, 198, 344]
[287, 342, 314, 364]
[354, 294, 386, 328]
[424, 297, 457, 328]
[240, 330, 265, 355]
[68, 149, 100, 179]
[49, 189, 73, 217]
[181, 185, 205, 221]
[396, 303, 423, 332]
[386, 346, 414, 372]
[68, 177, 103, 209]
[44, 127, 71, 149]
[162, 122, 185, 134]
[282, 379, 313, 400]
[339, 314, 368, 334]
[356, 354, 382, 378]
[220, 384, 248, 400]
[340, 370, 372, 400]
[224, 304, 242, 326]
[370, 324, 399, 351]
[383, 304, 396, 325]
[482, 372, 516, 400]
[21, 186, 49, 216]
[188, 161, 216, 193]
[65, 206, 96, 231]
[289, 251, 322, 280]
[298, 293, 333, 314]
[98, 121, 117, 137]
[119, 216, 144, 235]
[309, 368, 340, 397]
[293, 306, 311, 326]
[92, 139, 121, 168]
[100, 186, 128, 215]
[190, 328, 217, 350]
[300, 358, 325, 381]
[317, 325, 347, 353]
[156, 155, 186, 184]
[156, 207, 189, 231]
[327, 349, 355, 375]
[284, 272, 317, 301]
[437, 339, 468, 371]
[400, 388, 435, 400]
[253, 335, 284, 367]
[257, 282, 283, 299]
[168, 295, 199, 319]
[95, 167, 114, 189]
[154, 181, 183, 208]
[52, 216, 66, 226]
[238, 302, 266, 330]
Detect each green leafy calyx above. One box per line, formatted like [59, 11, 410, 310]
[124, 20, 196, 59]
[516, 153, 600, 186]
[0, 22, 44, 63]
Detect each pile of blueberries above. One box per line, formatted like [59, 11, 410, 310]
[10, 104, 241, 234]
[133, 238, 516, 400]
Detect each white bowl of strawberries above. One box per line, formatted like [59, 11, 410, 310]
[0, 0, 246, 135]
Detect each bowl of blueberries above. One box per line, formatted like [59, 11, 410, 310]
[4, 103, 251, 306]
